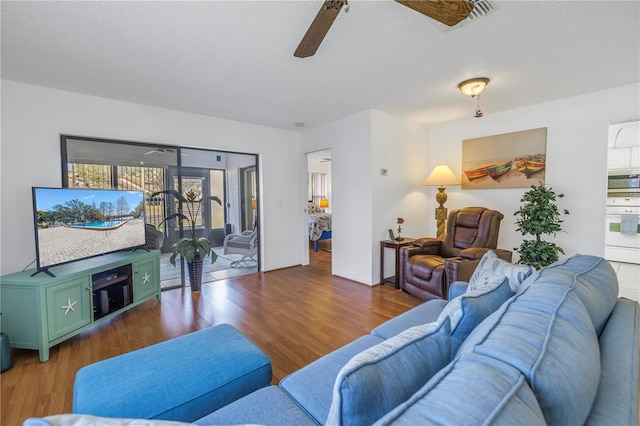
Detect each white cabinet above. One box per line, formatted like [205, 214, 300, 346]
[608, 147, 640, 170]
[608, 148, 629, 170]
[631, 147, 640, 169]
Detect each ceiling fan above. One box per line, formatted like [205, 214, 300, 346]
[294, 0, 474, 58]
[144, 148, 176, 155]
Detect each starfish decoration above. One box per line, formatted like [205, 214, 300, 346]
[142, 272, 151, 284]
[61, 298, 77, 316]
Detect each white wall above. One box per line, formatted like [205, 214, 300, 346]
[301, 111, 373, 283]
[424, 83, 640, 262]
[0, 80, 302, 275]
[301, 110, 429, 285]
[371, 111, 430, 283]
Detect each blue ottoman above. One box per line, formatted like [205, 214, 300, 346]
[73, 324, 272, 422]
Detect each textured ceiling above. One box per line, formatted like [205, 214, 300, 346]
[1, 1, 639, 130]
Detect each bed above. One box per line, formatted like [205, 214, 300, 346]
[308, 202, 331, 252]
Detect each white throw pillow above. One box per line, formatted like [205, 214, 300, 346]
[468, 250, 532, 293]
[23, 414, 194, 426]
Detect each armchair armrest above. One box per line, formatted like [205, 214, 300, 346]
[413, 237, 443, 249]
[444, 258, 479, 290]
[402, 238, 443, 257]
[458, 247, 512, 261]
[223, 232, 252, 245]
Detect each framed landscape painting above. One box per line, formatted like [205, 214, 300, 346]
[461, 127, 547, 189]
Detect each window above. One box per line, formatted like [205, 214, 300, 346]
[310, 172, 327, 205]
[68, 162, 166, 228]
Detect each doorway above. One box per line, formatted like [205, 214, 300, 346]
[306, 149, 332, 266]
[605, 119, 640, 265]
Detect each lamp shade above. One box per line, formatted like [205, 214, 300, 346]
[423, 165, 460, 187]
[319, 198, 329, 208]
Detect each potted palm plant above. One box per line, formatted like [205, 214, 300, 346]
[151, 188, 222, 291]
[514, 182, 569, 269]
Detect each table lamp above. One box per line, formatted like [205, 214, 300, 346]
[424, 165, 460, 239]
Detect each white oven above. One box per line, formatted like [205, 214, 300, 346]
[605, 196, 640, 264]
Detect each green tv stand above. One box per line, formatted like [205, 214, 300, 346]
[0, 250, 161, 362]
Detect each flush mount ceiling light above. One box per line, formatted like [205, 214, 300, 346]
[458, 77, 489, 98]
[458, 77, 489, 117]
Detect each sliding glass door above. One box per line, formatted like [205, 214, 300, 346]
[62, 136, 259, 291]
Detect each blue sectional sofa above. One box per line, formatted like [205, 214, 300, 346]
[25, 254, 639, 425]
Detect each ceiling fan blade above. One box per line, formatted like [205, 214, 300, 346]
[395, 0, 473, 27]
[294, 0, 347, 58]
[145, 148, 175, 155]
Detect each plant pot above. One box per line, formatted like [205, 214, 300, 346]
[187, 252, 203, 291]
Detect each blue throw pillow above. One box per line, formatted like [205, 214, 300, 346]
[326, 318, 451, 426]
[437, 277, 512, 355]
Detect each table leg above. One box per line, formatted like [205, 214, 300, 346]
[394, 247, 401, 289]
[379, 242, 384, 285]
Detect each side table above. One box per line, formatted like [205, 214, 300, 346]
[380, 238, 416, 289]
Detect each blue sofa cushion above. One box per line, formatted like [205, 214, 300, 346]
[437, 277, 512, 355]
[469, 282, 601, 425]
[469, 250, 533, 292]
[280, 334, 384, 424]
[195, 386, 317, 426]
[73, 324, 272, 422]
[373, 353, 545, 426]
[370, 299, 448, 339]
[326, 318, 451, 426]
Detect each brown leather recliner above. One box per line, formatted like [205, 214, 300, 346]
[399, 207, 512, 301]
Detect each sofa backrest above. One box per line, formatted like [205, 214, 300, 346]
[458, 255, 624, 424]
[379, 255, 624, 425]
[467, 284, 601, 424]
[585, 298, 640, 425]
[519, 254, 618, 336]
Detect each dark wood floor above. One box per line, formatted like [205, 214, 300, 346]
[1, 247, 421, 425]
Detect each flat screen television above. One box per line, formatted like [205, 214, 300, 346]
[32, 187, 147, 275]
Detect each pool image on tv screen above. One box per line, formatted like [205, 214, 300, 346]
[32, 187, 147, 270]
